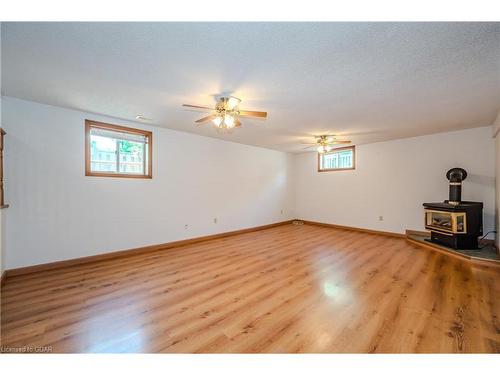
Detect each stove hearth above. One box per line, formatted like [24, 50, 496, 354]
[423, 168, 483, 250]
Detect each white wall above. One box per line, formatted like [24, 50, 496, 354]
[294, 126, 495, 237]
[3, 97, 295, 269]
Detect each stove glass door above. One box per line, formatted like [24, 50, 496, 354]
[425, 210, 467, 234]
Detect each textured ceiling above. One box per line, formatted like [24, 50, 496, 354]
[2, 22, 499, 152]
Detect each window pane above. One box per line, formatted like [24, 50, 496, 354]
[90, 134, 117, 173]
[86, 120, 152, 178]
[319, 148, 354, 171]
[118, 140, 145, 174]
[91, 127, 147, 143]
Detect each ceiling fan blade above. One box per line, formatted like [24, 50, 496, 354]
[330, 140, 351, 144]
[183, 104, 214, 111]
[303, 145, 316, 149]
[195, 114, 216, 123]
[239, 110, 267, 118]
[301, 142, 318, 145]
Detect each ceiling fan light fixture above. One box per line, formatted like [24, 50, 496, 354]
[183, 96, 266, 131]
[317, 144, 332, 153]
[226, 97, 241, 110]
[212, 116, 223, 127]
[224, 114, 235, 128]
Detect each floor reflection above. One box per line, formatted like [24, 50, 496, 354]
[322, 281, 353, 305]
[87, 327, 144, 353]
[82, 299, 148, 353]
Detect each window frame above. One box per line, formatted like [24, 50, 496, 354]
[317, 145, 355, 172]
[85, 119, 153, 179]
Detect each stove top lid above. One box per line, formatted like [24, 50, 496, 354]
[423, 201, 483, 210]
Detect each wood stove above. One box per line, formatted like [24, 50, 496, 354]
[423, 168, 483, 249]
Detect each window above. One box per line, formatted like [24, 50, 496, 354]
[318, 146, 355, 172]
[85, 120, 152, 178]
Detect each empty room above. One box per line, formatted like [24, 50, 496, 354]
[0, 10, 499, 366]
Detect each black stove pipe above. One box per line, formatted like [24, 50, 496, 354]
[446, 168, 467, 205]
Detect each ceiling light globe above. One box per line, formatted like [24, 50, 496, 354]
[212, 116, 223, 127]
[224, 114, 235, 128]
[226, 97, 241, 110]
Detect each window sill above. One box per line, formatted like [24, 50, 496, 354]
[86, 172, 152, 179]
[318, 167, 355, 172]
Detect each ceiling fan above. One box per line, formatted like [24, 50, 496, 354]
[302, 135, 351, 153]
[182, 96, 267, 131]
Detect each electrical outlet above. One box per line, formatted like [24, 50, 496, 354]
[378, 216, 384, 221]
[184, 224, 189, 229]
[214, 218, 217, 224]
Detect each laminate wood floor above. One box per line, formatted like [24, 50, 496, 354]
[1, 224, 499, 353]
